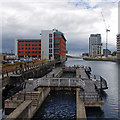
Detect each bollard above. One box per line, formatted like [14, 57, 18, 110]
[2, 73, 4, 78]
[53, 74, 54, 77]
[6, 71, 8, 77]
[16, 69, 17, 74]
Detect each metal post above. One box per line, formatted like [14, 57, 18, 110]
[69, 79, 70, 87]
[2, 73, 4, 78]
[6, 71, 8, 77]
[23, 82, 26, 101]
[83, 92, 85, 101]
[58, 78, 60, 87]
[100, 76, 102, 90]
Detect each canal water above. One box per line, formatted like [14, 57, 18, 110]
[33, 58, 119, 119]
[32, 90, 76, 120]
[65, 58, 119, 119]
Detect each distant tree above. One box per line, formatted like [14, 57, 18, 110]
[111, 51, 117, 56]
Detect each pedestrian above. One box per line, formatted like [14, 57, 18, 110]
[20, 63, 23, 69]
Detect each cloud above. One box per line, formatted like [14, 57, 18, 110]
[1, 0, 118, 54]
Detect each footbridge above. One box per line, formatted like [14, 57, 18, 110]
[33, 78, 85, 89]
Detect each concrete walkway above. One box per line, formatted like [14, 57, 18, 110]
[76, 88, 86, 120]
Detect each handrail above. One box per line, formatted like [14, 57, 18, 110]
[33, 78, 85, 89]
[79, 92, 102, 101]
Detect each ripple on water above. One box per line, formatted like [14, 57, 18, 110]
[32, 90, 76, 119]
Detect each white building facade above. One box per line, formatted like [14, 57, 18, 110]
[117, 2, 120, 61]
[89, 34, 103, 57]
[41, 30, 54, 60]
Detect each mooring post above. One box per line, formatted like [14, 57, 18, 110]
[2, 72, 4, 78]
[100, 76, 102, 93]
[6, 71, 8, 77]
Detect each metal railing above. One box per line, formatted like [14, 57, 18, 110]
[79, 92, 102, 101]
[90, 74, 108, 89]
[2, 60, 56, 78]
[33, 78, 85, 89]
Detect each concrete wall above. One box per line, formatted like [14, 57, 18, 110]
[76, 88, 86, 119]
[5, 88, 50, 119]
[5, 100, 33, 120]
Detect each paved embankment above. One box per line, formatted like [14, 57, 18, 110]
[83, 57, 117, 62]
[76, 88, 86, 119]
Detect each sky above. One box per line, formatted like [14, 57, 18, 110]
[0, 0, 119, 55]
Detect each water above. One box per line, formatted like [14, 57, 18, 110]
[60, 71, 76, 78]
[33, 58, 119, 119]
[32, 90, 76, 120]
[65, 58, 119, 119]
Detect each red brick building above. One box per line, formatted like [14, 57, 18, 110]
[16, 39, 41, 58]
[54, 30, 66, 62]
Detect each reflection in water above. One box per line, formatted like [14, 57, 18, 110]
[118, 63, 120, 118]
[32, 90, 76, 120]
[101, 91, 108, 100]
[60, 71, 76, 78]
[86, 107, 104, 119]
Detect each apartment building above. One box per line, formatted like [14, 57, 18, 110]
[15, 29, 67, 62]
[15, 39, 41, 58]
[117, 34, 120, 60]
[54, 29, 66, 62]
[89, 34, 103, 57]
[41, 29, 67, 62]
[117, 2, 120, 61]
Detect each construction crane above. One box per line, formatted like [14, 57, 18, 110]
[101, 12, 110, 57]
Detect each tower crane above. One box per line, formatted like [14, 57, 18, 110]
[101, 12, 110, 57]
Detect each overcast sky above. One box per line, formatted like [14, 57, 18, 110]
[0, 0, 119, 55]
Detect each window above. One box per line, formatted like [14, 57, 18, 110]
[54, 50, 59, 54]
[29, 44, 31, 46]
[55, 40, 59, 43]
[19, 44, 20, 46]
[54, 44, 59, 49]
[49, 44, 52, 48]
[22, 48, 24, 50]
[19, 51, 21, 53]
[49, 34, 52, 37]
[25, 48, 28, 50]
[32, 48, 34, 50]
[35, 44, 37, 46]
[49, 49, 52, 53]
[25, 44, 27, 46]
[39, 48, 41, 50]
[39, 44, 41, 46]
[39, 51, 41, 53]
[49, 54, 52, 59]
[22, 44, 24, 46]
[35, 48, 37, 50]
[19, 48, 21, 50]
[32, 44, 34, 46]
[22, 51, 24, 53]
[25, 51, 27, 53]
[35, 51, 37, 53]
[49, 39, 52, 43]
[32, 51, 34, 53]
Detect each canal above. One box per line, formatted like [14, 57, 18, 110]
[32, 90, 76, 120]
[65, 58, 119, 119]
[33, 58, 119, 119]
